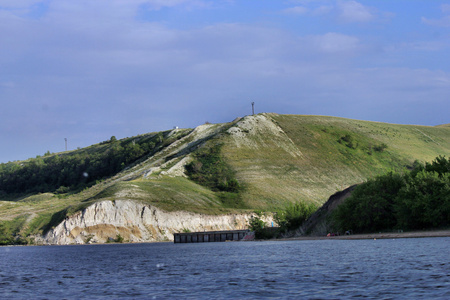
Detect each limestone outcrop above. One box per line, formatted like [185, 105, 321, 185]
[39, 200, 259, 245]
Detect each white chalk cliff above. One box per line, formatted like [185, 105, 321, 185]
[40, 200, 258, 245]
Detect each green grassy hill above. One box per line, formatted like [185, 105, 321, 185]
[225, 114, 449, 209]
[1, 113, 449, 244]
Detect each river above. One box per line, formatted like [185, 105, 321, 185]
[1, 237, 449, 299]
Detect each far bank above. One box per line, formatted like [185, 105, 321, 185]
[276, 229, 450, 242]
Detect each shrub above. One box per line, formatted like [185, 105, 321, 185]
[115, 234, 124, 243]
[338, 134, 357, 149]
[248, 215, 265, 232]
[274, 201, 318, 233]
[248, 214, 277, 239]
[373, 143, 388, 152]
[185, 144, 241, 193]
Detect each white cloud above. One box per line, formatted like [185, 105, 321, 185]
[282, 6, 308, 15]
[422, 4, 450, 27]
[142, 0, 207, 10]
[422, 16, 450, 27]
[337, 0, 374, 23]
[312, 5, 333, 16]
[398, 40, 449, 52]
[313, 32, 360, 53]
[441, 4, 450, 14]
[283, 1, 388, 24]
[0, 0, 43, 9]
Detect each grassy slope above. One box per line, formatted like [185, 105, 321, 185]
[1, 114, 449, 241]
[222, 114, 450, 210]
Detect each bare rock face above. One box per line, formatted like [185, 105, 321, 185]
[40, 200, 256, 245]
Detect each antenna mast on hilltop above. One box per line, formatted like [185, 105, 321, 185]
[251, 102, 255, 115]
[65, 138, 67, 151]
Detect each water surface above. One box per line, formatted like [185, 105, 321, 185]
[1, 238, 449, 299]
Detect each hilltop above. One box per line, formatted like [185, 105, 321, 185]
[1, 113, 449, 244]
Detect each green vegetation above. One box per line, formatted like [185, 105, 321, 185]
[115, 234, 124, 243]
[185, 143, 246, 208]
[248, 212, 273, 239]
[185, 144, 241, 193]
[333, 156, 450, 233]
[248, 202, 318, 239]
[23, 213, 53, 237]
[90, 177, 226, 214]
[0, 215, 28, 245]
[224, 114, 450, 210]
[106, 234, 124, 243]
[42, 201, 95, 234]
[0, 114, 449, 245]
[274, 201, 318, 233]
[338, 133, 387, 153]
[0, 130, 189, 196]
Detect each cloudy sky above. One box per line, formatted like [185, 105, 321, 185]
[1, 0, 449, 163]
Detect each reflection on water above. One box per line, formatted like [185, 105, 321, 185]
[1, 238, 449, 299]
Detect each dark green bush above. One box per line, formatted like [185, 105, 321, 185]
[248, 215, 265, 232]
[185, 144, 241, 193]
[396, 170, 450, 229]
[274, 201, 318, 232]
[333, 172, 404, 233]
[338, 134, 357, 149]
[373, 143, 388, 152]
[333, 156, 450, 233]
[115, 234, 124, 243]
[248, 214, 277, 239]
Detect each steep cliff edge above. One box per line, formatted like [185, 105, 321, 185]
[296, 185, 357, 236]
[38, 200, 258, 245]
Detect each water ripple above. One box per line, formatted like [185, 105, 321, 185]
[0, 238, 449, 299]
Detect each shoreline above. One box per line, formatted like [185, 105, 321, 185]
[3, 230, 450, 246]
[277, 230, 450, 241]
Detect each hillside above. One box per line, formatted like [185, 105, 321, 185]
[223, 114, 449, 208]
[1, 113, 449, 244]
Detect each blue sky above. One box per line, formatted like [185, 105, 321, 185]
[1, 0, 449, 163]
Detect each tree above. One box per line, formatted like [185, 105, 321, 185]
[333, 157, 450, 233]
[396, 170, 450, 229]
[248, 214, 267, 239]
[333, 172, 404, 233]
[274, 201, 317, 232]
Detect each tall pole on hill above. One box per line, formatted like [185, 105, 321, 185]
[251, 102, 255, 115]
[65, 138, 67, 151]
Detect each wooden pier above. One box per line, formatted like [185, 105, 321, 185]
[173, 229, 254, 243]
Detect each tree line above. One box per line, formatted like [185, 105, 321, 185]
[0, 131, 184, 196]
[333, 156, 450, 233]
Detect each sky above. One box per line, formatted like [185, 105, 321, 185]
[1, 0, 449, 163]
